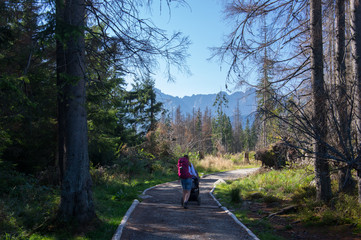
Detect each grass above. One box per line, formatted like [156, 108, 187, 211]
[193, 152, 261, 175]
[85, 170, 178, 240]
[213, 166, 361, 239]
[0, 161, 178, 240]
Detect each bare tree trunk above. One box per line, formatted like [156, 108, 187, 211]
[350, 0, 361, 203]
[57, 0, 95, 223]
[310, 0, 332, 202]
[336, 0, 354, 192]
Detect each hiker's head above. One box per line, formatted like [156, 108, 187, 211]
[183, 154, 189, 159]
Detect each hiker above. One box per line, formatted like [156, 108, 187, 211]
[189, 161, 198, 178]
[189, 161, 199, 188]
[177, 155, 193, 208]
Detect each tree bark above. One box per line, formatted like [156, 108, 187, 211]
[336, 0, 354, 192]
[56, 0, 66, 183]
[57, 0, 95, 223]
[310, 0, 332, 202]
[350, 0, 361, 203]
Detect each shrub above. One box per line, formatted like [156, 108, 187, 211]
[229, 184, 242, 203]
[255, 141, 290, 169]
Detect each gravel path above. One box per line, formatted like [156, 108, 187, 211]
[116, 168, 260, 240]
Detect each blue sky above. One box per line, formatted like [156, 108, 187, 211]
[128, 0, 235, 97]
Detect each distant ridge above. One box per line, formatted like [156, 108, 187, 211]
[155, 88, 257, 125]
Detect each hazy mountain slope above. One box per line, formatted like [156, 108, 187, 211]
[155, 88, 257, 124]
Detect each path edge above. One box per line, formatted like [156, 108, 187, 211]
[111, 199, 139, 240]
[210, 179, 260, 240]
[111, 182, 166, 240]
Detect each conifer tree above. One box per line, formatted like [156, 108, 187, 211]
[56, 0, 96, 223]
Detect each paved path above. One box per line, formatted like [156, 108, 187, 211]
[118, 168, 259, 240]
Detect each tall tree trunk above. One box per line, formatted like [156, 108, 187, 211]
[56, 0, 66, 182]
[350, 0, 361, 203]
[57, 0, 95, 223]
[310, 0, 332, 202]
[336, 0, 354, 192]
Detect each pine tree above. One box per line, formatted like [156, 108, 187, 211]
[56, 0, 96, 223]
[232, 101, 243, 153]
[202, 107, 213, 154]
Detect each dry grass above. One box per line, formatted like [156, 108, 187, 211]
[193, 153, 260, 174]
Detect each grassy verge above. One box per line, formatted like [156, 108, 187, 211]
[0, 161, 178, 240]
[214, 167, 361, 240]
[85, 169, 178, 240]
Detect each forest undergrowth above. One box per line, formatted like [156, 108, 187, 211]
[0, 153, 257, 240]
[214, 167, 361, 240]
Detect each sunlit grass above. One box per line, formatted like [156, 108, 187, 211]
[193, 152, 261, 175]
[214, 166, 361, 239]
[215, 167, 314, 204]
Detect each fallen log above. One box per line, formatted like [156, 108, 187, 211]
[266, 205, 298, 218]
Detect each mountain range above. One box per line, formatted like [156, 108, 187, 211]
[155, 88, 257, 125]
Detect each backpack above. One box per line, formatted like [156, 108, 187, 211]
[177, 157, 191, 179]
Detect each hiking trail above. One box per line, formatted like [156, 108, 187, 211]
[114, 168, 260, 240]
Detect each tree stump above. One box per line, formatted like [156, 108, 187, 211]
[244, 152, 250, 164]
